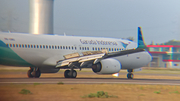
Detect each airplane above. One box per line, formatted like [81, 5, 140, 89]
[0, 27, 152, 79]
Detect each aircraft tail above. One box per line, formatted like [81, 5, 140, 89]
[137, 27, 146, 49]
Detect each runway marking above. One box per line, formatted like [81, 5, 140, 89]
[0, 81, 180, 85]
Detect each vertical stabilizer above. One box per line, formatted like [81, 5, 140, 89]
[137, 27, 146, 49]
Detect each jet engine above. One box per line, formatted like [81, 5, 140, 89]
[92, 58, 121, 74]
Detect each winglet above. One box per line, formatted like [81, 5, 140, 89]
[137, 27, 146, 49]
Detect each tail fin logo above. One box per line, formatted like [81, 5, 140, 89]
[121, 42, 129, 48]
[137, 27, 146, 49]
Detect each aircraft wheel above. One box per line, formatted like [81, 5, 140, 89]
[32, 70, 36, 77]
[127, 73, 134, 79]
[71, 70, 77, 78]
[64, 70, 70, 78]
[35, 69, 41, 78]
[27, 69, 33, 78]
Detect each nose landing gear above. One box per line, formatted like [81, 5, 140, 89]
[127, 69, 134, 79]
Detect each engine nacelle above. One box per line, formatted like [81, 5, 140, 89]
[92, 58, 121, 74]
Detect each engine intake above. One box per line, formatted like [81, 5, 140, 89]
[92, 58, 121, 74]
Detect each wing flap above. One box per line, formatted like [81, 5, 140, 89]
[56, 53, 105, 68]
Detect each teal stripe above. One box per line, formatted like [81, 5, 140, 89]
[0, 40, 7, 47]
[0, 40, 34, 67]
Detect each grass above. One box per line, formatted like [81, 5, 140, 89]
[169, 91, 180, 94]
[19, 89, 32, 95]
[154, 90, 161, 94]
[57, 81, 64, 85]
[81, 91, 118, 98]
[33, 83, 41, 86]
[0, 84, 180, 101]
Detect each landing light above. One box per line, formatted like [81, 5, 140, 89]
[112, 73, 119, 77]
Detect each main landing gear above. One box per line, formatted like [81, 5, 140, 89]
[64, 69, 77, 78]
[27, 67, 41, 78]
[127, 69, 134, 79]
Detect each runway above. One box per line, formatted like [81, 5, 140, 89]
[0, 69, 180, 85]
[0, 77, 180, 85]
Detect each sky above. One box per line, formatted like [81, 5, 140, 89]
[0, 0, 180, 44]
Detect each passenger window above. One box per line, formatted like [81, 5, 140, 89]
[66, 46, 68, 49]
[85, 47, 86, 50]
[109, 48, 111, 51]
[40, 45, 42, 48]
[69, 46, 70, 49]
[27, 45, 29, 48]
[34, 45, 36, 48]
[82, 47, 84, 50]
[31, 45, 33, 48]
[72, 46, 73, 50]
[19, 44, 21, 48]
[92, 47, 94, 50]
[112, 48, 113, 51]
[37, 45, 39, 48]
[52, 45, 54, 49]
[58, 46, 59, 49]
[49, 45, 51, 49]
[80, 47, 81, 50]
[55, 46, 57, 49]
[75, 47, 77, 50]
[114, 48, 116, 51]
[60, 46, 62, 49]
[98, 48, 100, 50]
[46, 45, 48, 49]
[63, 46, 65, 49]
[22, 44, 24, 48]
[9, 44, 12, 47]
[95, 47, 97, 50]
[16, 44, 18, 47]
[87, 47, 89, 50]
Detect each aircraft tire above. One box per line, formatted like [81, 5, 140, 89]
[32, 71, 36, 77]
[71, 70, 77, 78]
[64, 70, 70, 78]
[127, 73, 134, 79]
[35, 69, 41, 78]
[27, 69, 33, 78]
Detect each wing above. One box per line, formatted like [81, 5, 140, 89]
[56, 48, 146, 68]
